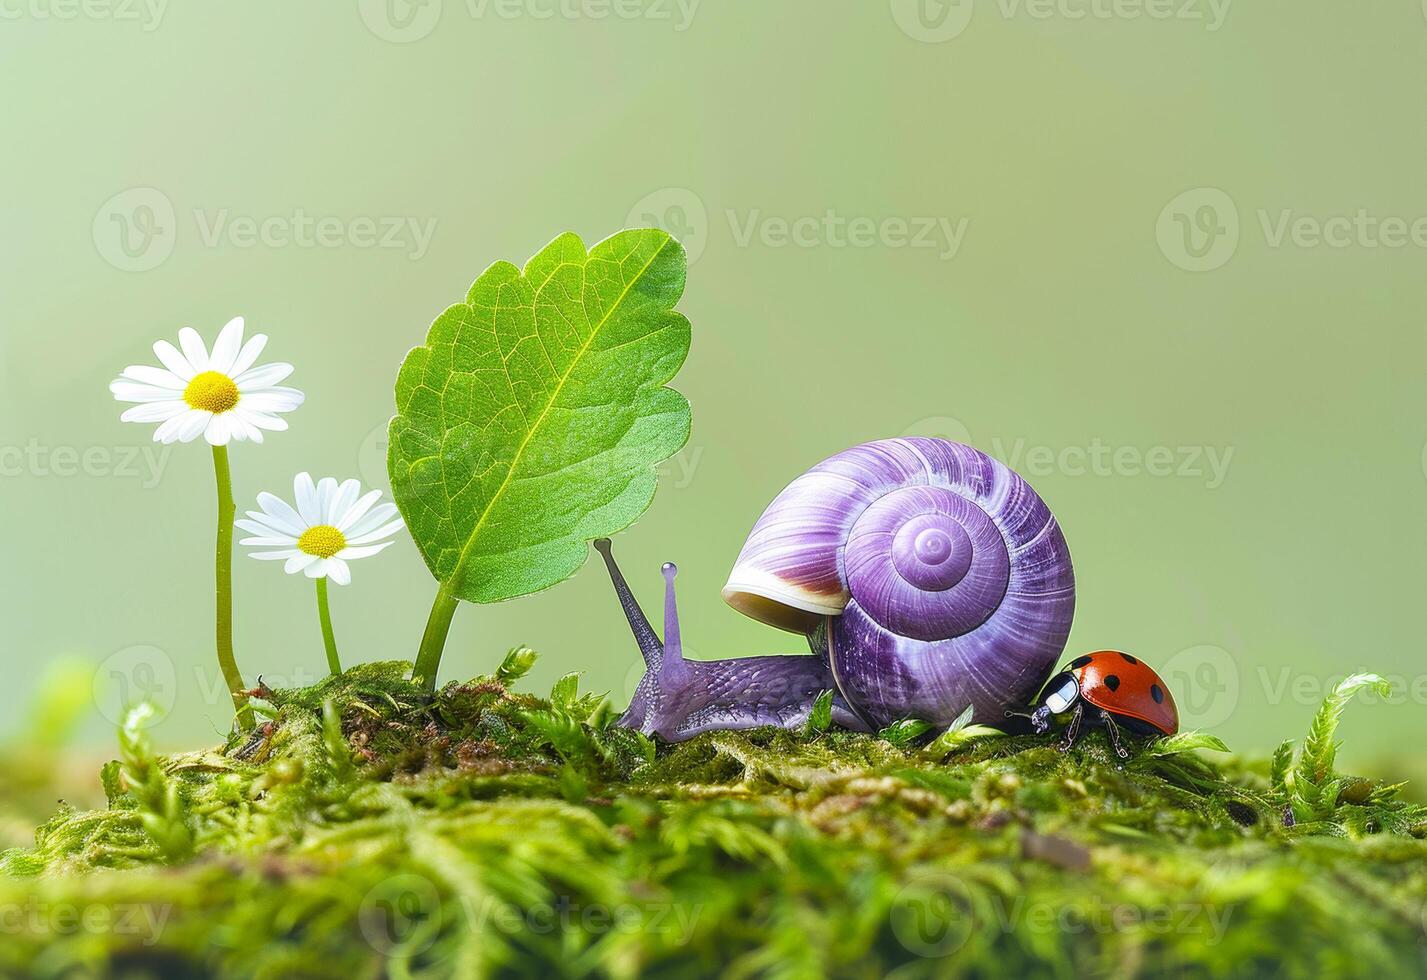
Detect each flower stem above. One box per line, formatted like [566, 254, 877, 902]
[315, 577, 342, 676]
[212, 445, 254, 731]
[412, 580, 460, 693]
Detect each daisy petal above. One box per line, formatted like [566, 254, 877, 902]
[325, 558, 351, 585]
[336, 489, 383, 530]
[255, 493, 305, 535]
[234, 363, 294, 388]
[330, 479, 361, 525]
[346, 503, 399, 538]
[204, 414, 232, 446]
[178, 327, 209, 372]
[153, 340, 197, 380]
[154, 414, 187, 444]
[209, 317, 244, 374]
[294, 473, 320, 525]
[121, 365, 186, 389]
[305, 559, 328, 578]
[348, 518, 406, 545]
[236, 518, 296, 541]
[240, 535, 297, 547]
[177, 410, 211, 443]
[249, 549, 300, 561]
[338, 541, 394, 560]
[316, 478, 339, 521]
[120, 401, 188, 423]
[229, 334, 269, 377]
[111, 381, 183, 403]
[285, 553, 318, 574]
[238, 388, 305, 413]
[243, 412, 289, 432]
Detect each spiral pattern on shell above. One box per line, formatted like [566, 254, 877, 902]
[722, 438, 1075, 728]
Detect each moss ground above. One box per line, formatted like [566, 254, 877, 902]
[1, 656, 1425, 979]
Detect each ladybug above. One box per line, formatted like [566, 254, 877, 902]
[1006, 651, 1179, 758]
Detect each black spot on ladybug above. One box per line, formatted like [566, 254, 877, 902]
[1069, 656, 1092, 670]
[1103, 675, 1121, 692]
[1150, 684, 1164, 704]
[1119, 653, 1139, 665]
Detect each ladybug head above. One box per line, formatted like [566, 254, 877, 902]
[1007, 671, 1081, 733]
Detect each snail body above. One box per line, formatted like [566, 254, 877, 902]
[597, 437, 1076, 741]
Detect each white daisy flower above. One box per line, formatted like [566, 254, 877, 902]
[109, 316, 304, 446]
[237, 473, 405, 585]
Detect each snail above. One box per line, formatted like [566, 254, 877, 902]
[595, 437, 1076, 742]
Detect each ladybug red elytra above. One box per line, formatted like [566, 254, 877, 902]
[1006, 651, 1179, 758]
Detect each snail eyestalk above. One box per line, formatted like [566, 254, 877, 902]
[315, 577, 341, 676]
[211, 446, 254, 731]
[659, 561, 688, 687]
[594, 538, 663, 669]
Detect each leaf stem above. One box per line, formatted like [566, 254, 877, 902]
[315, 577, 342, 676]
[413, 580, 460, 693]
[212, 445, 254, 731]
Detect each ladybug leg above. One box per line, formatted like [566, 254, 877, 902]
[1098, 708, 1131, 759]
[1057, 702, 1085, 752]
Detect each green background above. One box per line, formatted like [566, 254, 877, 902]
[3, 1, 1424, 771]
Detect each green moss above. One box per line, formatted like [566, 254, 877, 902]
[1, 659, 1425, 978]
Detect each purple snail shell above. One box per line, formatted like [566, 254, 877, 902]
[721, 437, 1075, 729]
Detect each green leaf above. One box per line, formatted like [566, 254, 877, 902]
[878, 718, 933, 748]
[1147, 731, 1231, 756]
[389, 228, 692, 604]
[1296, 672, 1391, 792]
[495, 646, 539, 686]
[1269, 739, 1294, 794]
[803, 690, 834, 736]
[550, 672, 580, 709]
[922, 704, 1002, 756]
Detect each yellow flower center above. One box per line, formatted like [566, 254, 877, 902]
[298, 525, 347, 559]
[183, 371, 240, 413]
